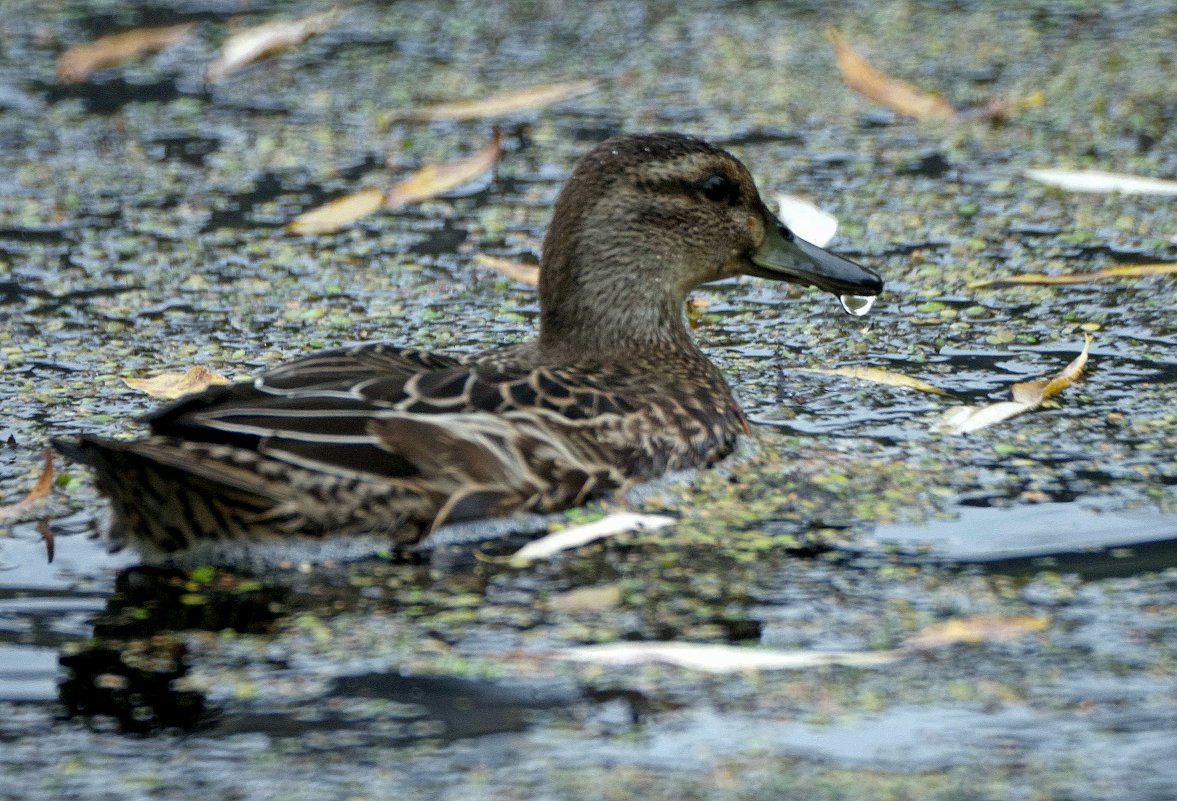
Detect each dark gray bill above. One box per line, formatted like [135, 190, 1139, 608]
[746, 211, 883, 298]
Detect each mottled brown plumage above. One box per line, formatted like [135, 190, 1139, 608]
[56, 133, 882, 558]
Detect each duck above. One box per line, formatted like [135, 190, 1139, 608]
[55, 133, 883, 558]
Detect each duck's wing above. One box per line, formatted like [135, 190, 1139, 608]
[252, 344, 464, 391]
[143, 343, 635, 484]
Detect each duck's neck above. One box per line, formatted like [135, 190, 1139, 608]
[538, 294, 695, 362]
[536, 259, 697, 362]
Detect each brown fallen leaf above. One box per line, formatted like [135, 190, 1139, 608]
[38, 519, 55, 564]
[825, 27, 957, 121]
[797, 366, 954, 397]
[288, 132, 503, 235]
[933, 335, 1092, 434]
[969, 263, 1177, 289]
[1010, 337, 1091, 404]
[206, 9, 338, 83]
[0, 451, 54, 525]
[552, 642, 901, 673]
[56, 23, 196, 83]
[392, 79, 598, 122]
[287, 187, 385, 236]
[1025, 168, 1177, 195]
[905, 614, 1049, 650]
[962, 91, 1046, 122]
[686, 296, 710, 329]
[385, 130, 502, 209]
[123, 366, 232, 400]
[546, 584, 623, 614]
[473, 254, 539, 286]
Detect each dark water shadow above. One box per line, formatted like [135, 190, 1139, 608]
[210, 673, 583, 744]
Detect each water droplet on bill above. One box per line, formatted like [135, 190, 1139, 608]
[838, 294, 877, 316]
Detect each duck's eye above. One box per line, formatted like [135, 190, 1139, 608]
[693, 174, 740, 205]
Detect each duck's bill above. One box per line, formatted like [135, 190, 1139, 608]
[746, 215, 883, 298]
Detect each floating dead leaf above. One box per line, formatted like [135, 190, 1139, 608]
[1025, 168, 1177, 195]
[797, 366, 954, 397]
[825, 27, 957, 121]
[552, 642, 901, 673]
[964, 91, 1046, 122]
[473, 254, 539, 286]
[933, 335, 1091, 435]
[385, 130, 502, 209]
[547, 584, 623, 614]
[56, 23, 196, 83]
[288, 133, 502, 235]
[1010, 339, 1091, 404]
[510, 513, 674, 565]
[38, 520, 55, 563]
[969, 263, 1177, 288]
[206, 8, 338, 83]
[935, 401, 1026, 435]
[392, 79, 598, 122]
[905, 615, 1049, 650]
[0, 451, 54, 526]
[287, 187, 385, 236]
[123, 366, 232, 400]
[775, 193, 838, 247]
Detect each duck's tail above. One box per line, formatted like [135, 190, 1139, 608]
[52, 436, 425, 557]
[54, 435, 302, 555]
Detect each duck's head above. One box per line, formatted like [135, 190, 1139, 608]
[537, 133, 883, 357]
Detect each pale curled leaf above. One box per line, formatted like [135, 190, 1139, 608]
[797, 366, 954, 397]
[206, 9, 338, 83]
[0, 452, 54, 525]
[1011, 336, 1091, 404]
[123, 366, 232, 400]
[395, 79, 598, 122]
[511, 513, 674, 565]
[553, 642, 901, 673]
[1026, 168, 1177, 195]
[287, 187, 385, 235]
[934, 401, 1028, 435]
[933, 335, 1092, 435]
[473, 254, 539, 286]
[56, 23, 196, 83]
[969, 263, 1177, 288]
[385, 130, 502, 208]
[905, 615, 1049, 650]
[825, 27, 957, 121]
[775, 193, 838, 247]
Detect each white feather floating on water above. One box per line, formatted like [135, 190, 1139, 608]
[510, 513, 674, 564]
[774, 193, 839, 246]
